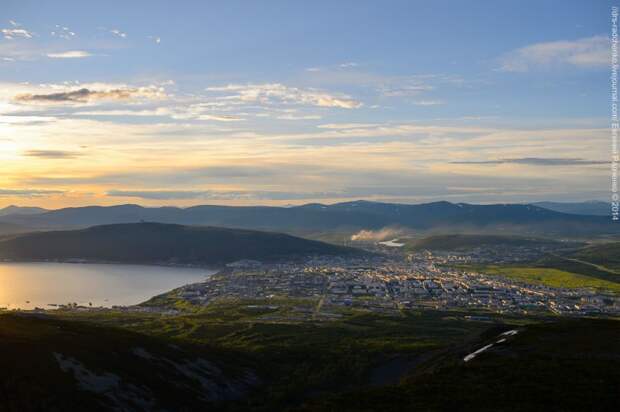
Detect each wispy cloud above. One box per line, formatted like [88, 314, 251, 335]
[196, 114, 245, 122]
[379, 84, 433, 97]
[276, 114, 322, 120]
[46, 50, 92, 59]
[413, 100, 444, 106]
[451, 157, 608, 166]
[106, 189, 340, 201]
[23, 150, 81, 159]
[0, 188, 64, 197]
[499, 35, 609, 71]
[51, 25, 76, 40]
[1, 27, 33, 40]
[206, 83, 362, 109]
[110, 29, 127, 38]
[13, 86, 165, 104]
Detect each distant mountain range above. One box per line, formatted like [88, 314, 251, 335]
[0, 222, 359, 264]
[0, 205, 48, 216]
[0, 200, 617, 237]
[532, 201, 611, 216]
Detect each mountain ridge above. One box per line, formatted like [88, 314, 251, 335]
[0, 200, 616, 236]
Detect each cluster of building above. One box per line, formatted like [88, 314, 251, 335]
[171, 255, 620, 318]
[406, 244, 574, 265]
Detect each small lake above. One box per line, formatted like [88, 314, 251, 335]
[0, 262, 216, 310]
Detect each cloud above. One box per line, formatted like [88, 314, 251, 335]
[379, 84, 433, 97]
[23, 150, 81, 159]
[106, 189, 341, 201]
[197, 114, 245, 122]
[106, 190, 216, 200]
[317, 123, 380, 129]
[1, 27, 33, 40]
[276, 114, 322, 120]
[46, 50, 92, 59]
[73, 108, 172, 117]
[51, 25, 76, 40]
[13, 86, 165, 104]
[0, 188, 64, 197]
[413, 100, 444, 106]
[148, 35, 161, 44]
[451, 157, 608, 166]
[206, 83, 362, 109]
[499, 35, 609, 71]
[110, 29, 127, 38]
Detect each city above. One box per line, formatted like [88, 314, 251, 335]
[166, 251, 620, 318]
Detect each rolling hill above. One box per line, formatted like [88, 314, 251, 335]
[566, 241, 620, 271]
[406, 234, 570, 251]
[532, 201, 611, 216]
[0, 200, 617, 236]
[0, 222, 361, 264]
[0, 205, 48, 217]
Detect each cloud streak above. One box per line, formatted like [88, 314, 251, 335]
[1, 27, 33, 40]
[500, 36, 609, 71]
[23, 150, 81, 159]
[0, 189, 64, 197]
[451, 157, 608, 166]
[206, 83, 362, 109]
[13, 86, 165, 104]
[47, 50, 92, 59]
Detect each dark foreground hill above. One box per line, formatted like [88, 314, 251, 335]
[298, 318, 620, 412]
[0, 200, 617, 236]
[0, 222, 361, 264]
[1, 311, 618, 412]
[0, 314, 256, 411]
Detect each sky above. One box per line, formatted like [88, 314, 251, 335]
[0, 0, 614, 208]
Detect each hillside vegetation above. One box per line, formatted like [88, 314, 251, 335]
[406, 234, 566, 251]
[0, 313, 256, 411]
[0, 222, 361, 264]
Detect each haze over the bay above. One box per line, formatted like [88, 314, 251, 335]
[0, 1, 612, 208]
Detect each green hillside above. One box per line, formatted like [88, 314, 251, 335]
[0, 222, 362, 264]
[569, 242, 620, 271]
[406, 234, 564, 251]
[2, 306, 618, 411]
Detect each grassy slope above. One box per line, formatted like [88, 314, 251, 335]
[3, 303, 617, 411]
[57, 303, 511, 411]
[568, 242, 620, 271]
[470, 265, 620, 292]
[406, 234, 563, 251]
